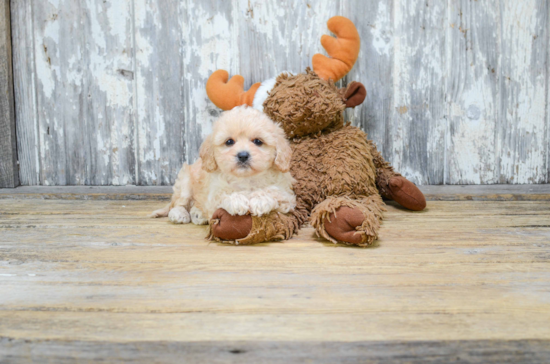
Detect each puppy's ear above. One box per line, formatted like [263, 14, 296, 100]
[199, 135, 218, 172]
[274, 135, 292, 173]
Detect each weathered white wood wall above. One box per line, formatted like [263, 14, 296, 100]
[11, 0, 550, 186]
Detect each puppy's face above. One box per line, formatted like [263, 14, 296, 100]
[213, 123, 276, 178]
[200, 107, 291, 177]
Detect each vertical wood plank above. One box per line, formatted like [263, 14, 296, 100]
[446, 0, 500, 184]
[81, 0, 136, 186]
[31, 0, 136, 185]
[498, 0, 548, 183]
[30, 0, 65, 185]
[390, 0, 447, 185]
[547, 7, 550, 184]
[133, 0, 185, 186]
[180, 0, 239, 169]
[11, 0, 40, 186]
[341, 0, 394, 161]
[0, 0, 18, 188]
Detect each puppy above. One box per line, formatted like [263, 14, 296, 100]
[150, 106, 295, 225]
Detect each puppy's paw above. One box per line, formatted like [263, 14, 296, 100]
[168, 206, 191, 224]
[190, 206, 208, 225]
[249, 195, 278, 216]
[219, 194, 250, 216]
[275, 196, 296, 214]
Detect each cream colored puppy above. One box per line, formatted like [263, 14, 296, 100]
[150, 106, 295, 225]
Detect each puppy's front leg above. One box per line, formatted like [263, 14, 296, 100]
[219, 193, 250, 216]
[249, 188, 296, 216]
[248, 192, 278, 217]
[273, 190, 296, 214]
[168, 206, 191, 224]
[190, 206, 208, 225]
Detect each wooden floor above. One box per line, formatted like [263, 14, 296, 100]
[1, 190, 550, 363]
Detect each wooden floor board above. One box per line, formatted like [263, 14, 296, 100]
[1, 184, 550, 201]
[0, 196, 549, 362]
[2, 338, 550, 364]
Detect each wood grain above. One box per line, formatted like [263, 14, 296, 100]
[498, 0, 548, 184]
[0, 198, 549, 363]
[1, 184, 550, 201]
[446, 0, 500, 184]
[15, 0, 136, 186]
[10, 0, 550, 185]
[2, 338, 550, 363]
[390, 0, 448, 185]
[0, 0, 18, 188]
[10, 0, 39, 186]
[134, 0, 185, 185]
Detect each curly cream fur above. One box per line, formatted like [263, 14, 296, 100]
[150, 106, 296, 224]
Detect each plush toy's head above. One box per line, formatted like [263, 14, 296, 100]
[263, 69, 367, 137]
[206, 16, 367, 138]
[262, 69, 345, 137]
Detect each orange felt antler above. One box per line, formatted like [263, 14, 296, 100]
[312, 16, 361, 82]
[205, 70, 261, 110]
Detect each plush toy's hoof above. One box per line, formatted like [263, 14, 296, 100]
[388, 176, 426, 211]
[324, 206, 366, 245]
[210, 208, 252, 241]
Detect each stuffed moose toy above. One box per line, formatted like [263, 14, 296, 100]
[205, 16, 426, 247]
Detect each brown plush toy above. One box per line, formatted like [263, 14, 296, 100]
[206, 16, 426, 247]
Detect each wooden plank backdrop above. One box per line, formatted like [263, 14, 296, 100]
[0, 0, 18, 188]
[10, 0, 550, 186]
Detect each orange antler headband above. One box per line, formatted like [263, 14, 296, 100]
[205, 70, 261, 111]
[312, 16, 361, 82]
[206, 16, 360, 110]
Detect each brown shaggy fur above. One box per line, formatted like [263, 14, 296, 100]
[224, 69, 401, 246]
[310, 194, 385, 246]
[263, 69, 346, 138]
[209, 211, 299, 245]
[368, 139, 402, 199]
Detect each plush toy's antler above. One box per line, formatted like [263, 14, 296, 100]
[206, 70, 261, 110]
[312, 16, 360, 82]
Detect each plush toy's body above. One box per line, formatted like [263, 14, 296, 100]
[206, 17, 426, 247]
[291, 124, 385, 245]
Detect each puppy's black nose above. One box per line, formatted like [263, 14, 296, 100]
[237, 152, 250, 163]
[237, 151, 250, 163]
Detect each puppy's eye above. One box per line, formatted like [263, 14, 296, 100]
[225, 138, 235, 146]
[252, 139, 263, 146]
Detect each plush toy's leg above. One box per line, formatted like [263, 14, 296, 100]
[368, 140, 426, 211]
[208, 208, 299, 245]
[310, 195, 386, 247]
